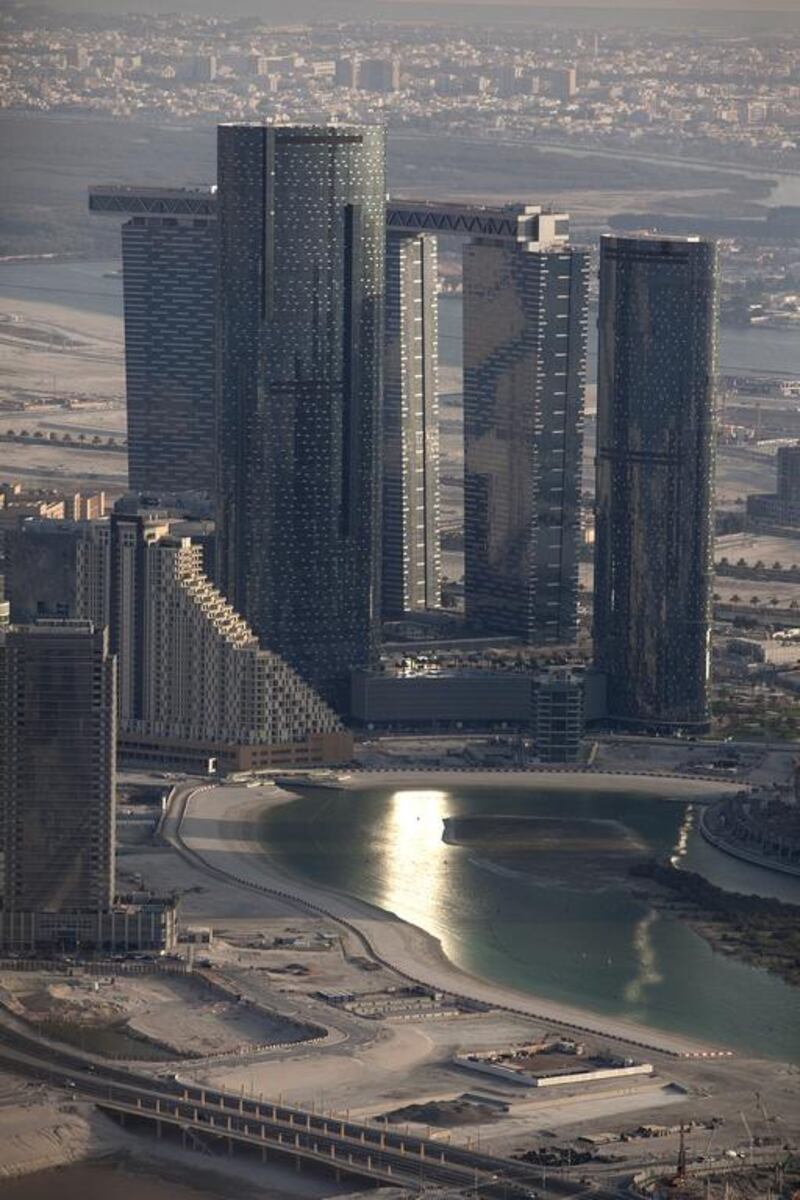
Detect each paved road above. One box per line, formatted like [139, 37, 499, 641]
[0, 1026, 626, 1199]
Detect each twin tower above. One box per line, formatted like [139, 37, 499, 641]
[91, 122, 718, 731]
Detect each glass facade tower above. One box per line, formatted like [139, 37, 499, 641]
[383, 231, 441, 616]
[216, 124, 386, 710]
[463, 217, 588, 644]
[121, 211, 217, 495]
[594, 234, 719, 731]
[88, 186, 219, 499]
[0, 621, 116, 914]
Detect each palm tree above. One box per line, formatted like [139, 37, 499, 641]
[731, 594, 740, 603]
[750, 596, 760, 606]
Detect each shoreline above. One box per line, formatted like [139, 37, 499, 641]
[329, 767, 746, 798]
[170, 772, 741, 1059]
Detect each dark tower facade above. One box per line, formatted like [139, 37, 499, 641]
[216, 124, 386, 710]
[463, 213, 588, 644]
[594, 234, 719, 731]
[88, 186, 218, 498]
[383, 230, 441, 616]
[121, 209, 217, 495]
[0, 621, 116, 915]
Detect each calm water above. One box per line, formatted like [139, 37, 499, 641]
[0, 259, 123, 318]
[260, 785, 800, 1061]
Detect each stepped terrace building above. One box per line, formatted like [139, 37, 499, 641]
[108, 513, 351, 771]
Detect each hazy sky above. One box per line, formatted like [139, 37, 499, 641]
[41, 0, 799, 12]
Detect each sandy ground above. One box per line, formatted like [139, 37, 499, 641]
[334, 771, 739, 796]
[0, 298, 123, 407]
[0, 971, 303, 1060]
[715, 449, 777, 506]
[0, 1100, 121, 1182]
[714, 576, 800, 606]
[171, 775, 740, 1058]
[716, 531, 800, 569]
[0, 298, 127, 489]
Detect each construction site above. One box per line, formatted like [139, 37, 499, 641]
[632, 1118, 798, 1199]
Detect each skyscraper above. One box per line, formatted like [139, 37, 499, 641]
[383, 231, 441, 616]
[88, 186, 218, 497]
[0, 621, 116, 914]
[594, 233, 719, 731]
[463, 210, 588, 644]
[216, 123, 386, 711]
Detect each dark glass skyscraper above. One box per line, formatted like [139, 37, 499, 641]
[383, 231, 441, 616]
[216, 124, 386, 710]
[0, 621, 116, 915]
[463, 212, 588, 644]
[594, 234, 719, 731]
[89, 186, 218, 497]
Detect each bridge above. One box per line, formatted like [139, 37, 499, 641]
[88, 186, 566, 243]
[88, 185, 217, 217]
[0, 1023, 623, 1199]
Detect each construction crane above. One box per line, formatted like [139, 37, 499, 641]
[677, 1124, 687, 1181]
[739, 1111, 754, 1168]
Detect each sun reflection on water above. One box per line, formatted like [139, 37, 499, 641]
[374, 790, 452, 936]
[670, 803, 695, 866]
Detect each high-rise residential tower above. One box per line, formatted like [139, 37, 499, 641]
[0, 621, 116, 914]
[216, 124, 386, 711]
[383, 231, 441, 616]
[105, 512, 349, 769]
[463, 209, 588, 644]
[594, 233, 719, 731]
[88, 186, 218, 496]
